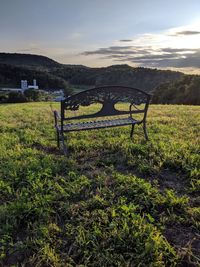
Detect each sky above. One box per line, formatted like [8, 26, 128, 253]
[0, 0, 200, 74]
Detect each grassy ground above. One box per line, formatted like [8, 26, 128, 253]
[0, 102, 200, 267]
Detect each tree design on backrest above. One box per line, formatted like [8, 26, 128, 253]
[62, 86, 150, 119]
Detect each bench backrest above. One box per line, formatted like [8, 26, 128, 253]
[61, 86, 151, 121]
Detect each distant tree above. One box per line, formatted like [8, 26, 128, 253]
[0, 94, 8, 103]
[24, 89, 41, 101]
[152, 75, 200, 105]
[0, 64, 73, 93]
[7, 92, 27, 103]
[63, 85, 73, 97]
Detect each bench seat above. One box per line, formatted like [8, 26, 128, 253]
[61, 117, 138, 132]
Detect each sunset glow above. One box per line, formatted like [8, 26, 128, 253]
[0, 0, 200, 73]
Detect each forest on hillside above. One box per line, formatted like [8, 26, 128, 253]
[0, 53, 184, 93]
[152, 75, 200, 105]
[0, 53, 199, 105]
[0, 64, 68, 91]
[51, 64, 183, 91]
[0, 52, 59, 68]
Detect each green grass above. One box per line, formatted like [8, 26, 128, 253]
[0, 102, 200, 266]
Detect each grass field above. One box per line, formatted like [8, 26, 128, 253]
[0, 102, 200, 267]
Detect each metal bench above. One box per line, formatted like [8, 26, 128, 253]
[53, 86, 151, 154]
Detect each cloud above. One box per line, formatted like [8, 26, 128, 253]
[161, 48, 197, 53]
[171, 30, 200, 36]
[82, 23, 200, 72]
[172, 50, 200, 68]
[82, 45, 200, 69]
[82, 46, 153, 56]
[119, 49, 200, 68]
[119, 39, 133, 42]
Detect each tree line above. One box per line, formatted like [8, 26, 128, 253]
[0, 64, 69, 91]
[0, 52, 199, 105]
[152, 75, 200, 105]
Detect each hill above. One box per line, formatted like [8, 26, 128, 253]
[0, 102, 199, 266]
[53, 64, 184, 91]
[0, 63, 68, 91]
[0, 53, 184, 93]
[152, 75, 200, 105]
[1, 52, 200, 104]
[0, 52, 60, 69]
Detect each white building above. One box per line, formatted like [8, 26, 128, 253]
[21, 79, 39, 91]
[1, 79, 39, 93]
[28, 79, 39, 90]
[1, 87, 23, 92]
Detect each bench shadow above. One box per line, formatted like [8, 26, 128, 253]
[74, 146, 189, 195]
[31, 142, 63, 155]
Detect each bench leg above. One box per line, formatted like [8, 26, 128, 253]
[60, 133, 68, 156]
[130, 124, 135, 138]
[143, 121, 149, 141]
[56, 129, 60, 148]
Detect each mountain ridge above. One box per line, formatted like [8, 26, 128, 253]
[0, 52, 60, 68]
[0, 52, 185, 93]
[1, 52, 200, 105]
